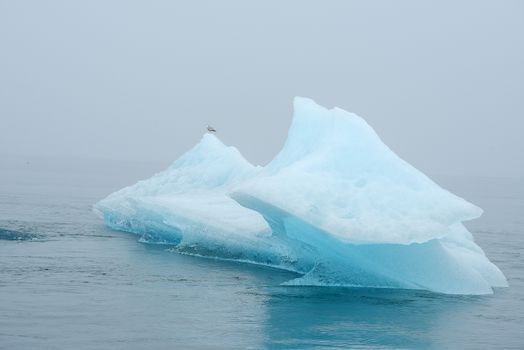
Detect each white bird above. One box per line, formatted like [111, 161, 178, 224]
[206, 125, 216, 133]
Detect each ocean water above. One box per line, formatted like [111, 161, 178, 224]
[0, 156, 523, 350]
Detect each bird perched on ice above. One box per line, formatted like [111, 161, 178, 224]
[206, 125, 217, 133]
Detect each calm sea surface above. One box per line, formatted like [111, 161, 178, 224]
[1, 156, 523, 349]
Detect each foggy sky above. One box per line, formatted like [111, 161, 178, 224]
[1, 0, 523, 177]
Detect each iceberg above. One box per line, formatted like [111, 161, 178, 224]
[95, 97, 507, 295]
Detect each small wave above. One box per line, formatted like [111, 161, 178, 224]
[0, 228, 40, 241]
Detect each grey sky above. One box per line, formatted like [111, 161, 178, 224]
[1, 0, 523, 177]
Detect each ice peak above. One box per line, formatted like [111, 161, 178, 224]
[192, 133, 227, 154]
[293, 96, 327, 110]
[239, 97, 483, 244]
[199, 132, 223, 145]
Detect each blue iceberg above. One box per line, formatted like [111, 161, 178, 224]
[95, 97, 507, 295]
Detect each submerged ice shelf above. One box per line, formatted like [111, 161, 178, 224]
[95, 97, 507, 295]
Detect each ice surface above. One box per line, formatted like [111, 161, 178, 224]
[95, 134, 314, 273]
[95, 97, 507, 295]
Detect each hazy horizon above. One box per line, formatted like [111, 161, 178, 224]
[1, 1, 523, 177]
